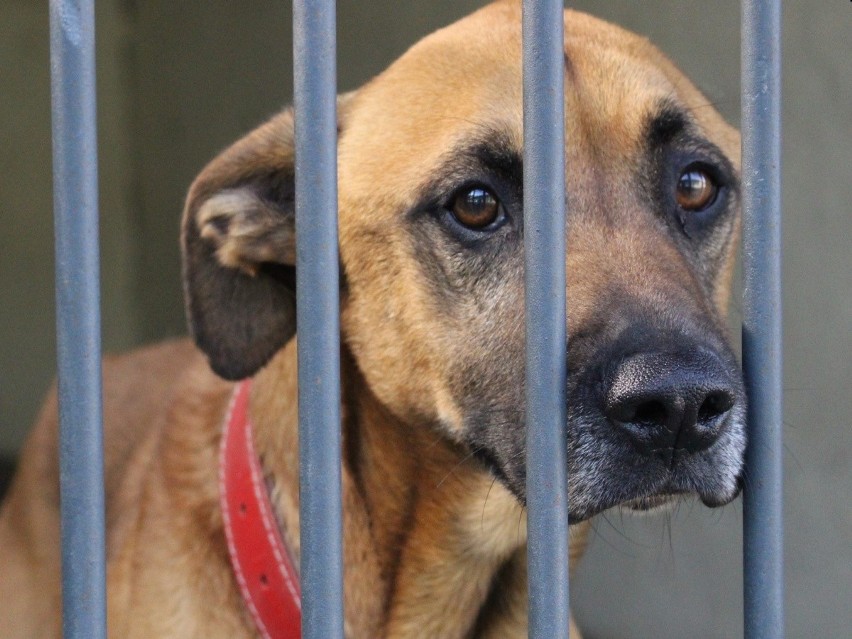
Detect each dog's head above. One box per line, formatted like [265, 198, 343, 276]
[182, 2, 745, 523]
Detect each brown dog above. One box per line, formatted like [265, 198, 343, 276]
[0, 2, 745, 637]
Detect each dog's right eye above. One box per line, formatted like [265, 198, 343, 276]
[449, 186, 501, 230]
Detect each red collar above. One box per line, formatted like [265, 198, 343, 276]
[219, 380, 302, 638]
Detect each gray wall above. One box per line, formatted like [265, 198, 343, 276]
[1, 1, 849, 637]
[1, 0, 140, 454]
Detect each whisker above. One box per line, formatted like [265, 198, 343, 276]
[481, 476, 499, 533]
[435, 446, 481, 489]
[587, 517, 635, 558]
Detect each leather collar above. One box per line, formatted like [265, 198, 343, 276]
[219, 380, 301, 638]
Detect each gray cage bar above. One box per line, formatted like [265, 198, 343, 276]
[741, 0, 785, 638]
[49, 1, 108, 638]
[293, 1, 345, 637]
[522, 1, 570, 637]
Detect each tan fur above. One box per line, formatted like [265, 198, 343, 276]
[0, 3, 740, 637]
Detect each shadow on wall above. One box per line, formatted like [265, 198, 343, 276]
[0, 457, 15, 502]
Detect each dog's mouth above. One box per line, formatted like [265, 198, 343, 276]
[622, 493, 682, 512]
[564, 460, 744, 523]
[470, 442, 745, 524]
[467, 411, 746, 524]
[620, 481, 741, 513]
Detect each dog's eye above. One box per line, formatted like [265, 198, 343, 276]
[450, 186, 500, 229]
[676, 166, 718, 211]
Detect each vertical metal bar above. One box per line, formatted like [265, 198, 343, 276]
[48, 1, 107, 638]
[293, 1, 344, 637]
[523, 1, 569, 637]
[741, 1, 784, 638]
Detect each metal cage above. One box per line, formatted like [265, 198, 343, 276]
[49, 1, 783, 637]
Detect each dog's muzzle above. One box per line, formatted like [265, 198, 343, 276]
[559, 326, 747, 522]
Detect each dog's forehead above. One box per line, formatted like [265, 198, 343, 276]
[337, 3, 738, 224]
[337, 5, 522, 209]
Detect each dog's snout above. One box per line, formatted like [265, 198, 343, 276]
[604, 351, 737, 458]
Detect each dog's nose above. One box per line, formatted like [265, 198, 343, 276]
[604, 351, 736, 458]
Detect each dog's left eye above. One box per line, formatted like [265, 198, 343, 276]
[449, 186, 501, 230]
[676, 166, 718, 211]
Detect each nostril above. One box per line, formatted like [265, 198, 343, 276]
[632, 400, 668, 427]
[606, 398, 672, 429]
[697, 391, 735, 424]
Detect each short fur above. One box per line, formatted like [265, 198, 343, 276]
[0, 3, 744, 637]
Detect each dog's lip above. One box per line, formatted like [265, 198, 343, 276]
[620, 486, 739, 513]
[575, 472, 742, 520]
[567, 485, 701, 523]
[699, 484, 742, 508]
[622, 492, 683, 511]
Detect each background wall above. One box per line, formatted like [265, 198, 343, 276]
[1, 1, 849, 637]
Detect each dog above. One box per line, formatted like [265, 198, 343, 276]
[0, 2, 745, 637]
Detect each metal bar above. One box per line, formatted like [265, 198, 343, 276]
[293, 1, 344, 637]
[523, 1, 569, 637]
[741, 0, 784, 637]
[48, 1, 107, 638]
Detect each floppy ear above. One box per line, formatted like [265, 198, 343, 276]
[182, 107, 303, 380]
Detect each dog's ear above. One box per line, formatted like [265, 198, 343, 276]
[182, 95, 353, 380]
[182, 108, 298, 380]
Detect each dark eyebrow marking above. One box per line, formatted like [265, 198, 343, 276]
[647, 102, 690, 147]
[412, 128, 523, 206]
[643, 100, 738, 189]
[471, 135, 523, 185]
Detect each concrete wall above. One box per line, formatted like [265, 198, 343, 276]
[1, 1, 849, 637]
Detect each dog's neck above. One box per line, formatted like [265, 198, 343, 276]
[248, 339, 586, 638]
